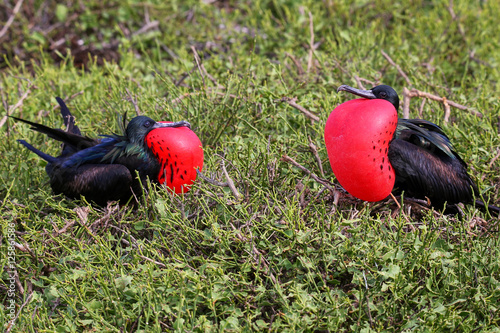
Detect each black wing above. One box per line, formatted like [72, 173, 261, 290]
[47, 163, 135, 205]
[395, 119, 466, 165]
[389, 139, 477, 206]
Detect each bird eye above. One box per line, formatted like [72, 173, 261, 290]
[143, 120, 153, 128]
[379, 92, 387, 98]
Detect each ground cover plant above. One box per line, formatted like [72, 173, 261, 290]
[1, 0, 499, 331]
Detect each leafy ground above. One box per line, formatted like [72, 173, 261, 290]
[1, 0, 500, 331]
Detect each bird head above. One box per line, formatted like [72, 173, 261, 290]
[337, 84, 399, 110]
[125, 116, 191, 145]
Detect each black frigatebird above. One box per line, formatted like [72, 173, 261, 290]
[13, 98, 203, 205]
[325, 84, 498, 213]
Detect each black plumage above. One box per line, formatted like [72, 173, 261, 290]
[338, 84, 498, 213]
[13, 98, 190, 205]
[389, 118, 478, 207]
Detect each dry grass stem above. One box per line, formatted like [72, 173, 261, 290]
[191, 46, 206, 87]
[0, 0, 24, 41]
[353, 75, 366, 90]
[381, 50, 412, 86]
[308, 137, 325, 178]
[5, 292, 32, 333]
[281, 155, 336, 196]
[307, 12, 315, 73]
[276, 97, 319, 122]
[285, 52, 304, 75]
[132, 20, 159, 36]
[488, 149, 500, 169]
[125, 88, 141, 116]
[221, 159, 241, 200]
[0, 82, 34, 128]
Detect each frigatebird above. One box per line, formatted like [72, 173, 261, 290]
[13, 98, 203, 205]
[325, 84, 498, 213]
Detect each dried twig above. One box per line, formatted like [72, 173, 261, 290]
[132, 20, 159, 36]
[488, 149, 500, 169]
[308, 137, 325, 178]
[1, 88, 8, 111]
[229, 222, 248, 242]
[402, 87, 411, 118]
[139, 255, 167, 268]
[401, 87, 482, 120]
[69, 91, 84, 100]
[390, 192, 402, 210]
[363, 271, 374, 329]
[381, 50, 412, 86]
[275, 97, 319, 122]
[201, 64, 224, 89]
[5, 292, 33, 333]
[390, 193, 413, 228]
[331, 190, 341, 214]
[170, 89, 238, 105]
[0, 0, 24, 41]
[442, 97, 451, 123]
[307, 12, 315, 73]
[110, 225, 140, 249]
[125, 88, 141, 116]
[55, 220, 76, 235]
[447, 0, 466, 38]
[281, 155, 337, 195]
[418, 98, 426, 118]
[468, 50, 491, 67]
[171, 91, 201, 105]
[285, 52, 304, 75]
[74, 206, 97, 237]
[190, 46, 206, 87]
[9, 83, 33, 114]
[128, 77, 143, 89]
[175, 66, 197, 87]
[0, 82, 34, 128]
[196, 169, 228, 187]
[162, 44, 179, 60]
[448, 1, 490, 67]
[92, 203, 119, 231]
[402, 197, 431, 207]
[353, 75, 366, 90]
[413, 90, 471, 110]
[356, 76, 377, 87]
[11, 241, 32, 256]
[221, 159, 241, 200]
[196, 154, 245, 200]
[247, 245, 277, 284]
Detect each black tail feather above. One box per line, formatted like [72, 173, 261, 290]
[11, 116, 70, 140]
[475, 200, 500, 216]
[11, 116, 96, 151]
[56, 97, 81, 135]
[17, 140, 56, 163]
[55, 97, 82, 155]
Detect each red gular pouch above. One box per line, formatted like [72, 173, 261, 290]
[146, 121, 204, 194]
[324, 99, 398, 202]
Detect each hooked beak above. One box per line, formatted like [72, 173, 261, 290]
[337, 85, 376, 99]
[153, 120, 191, 130]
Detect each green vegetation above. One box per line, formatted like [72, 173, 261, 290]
[1, 0, 499, 331]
